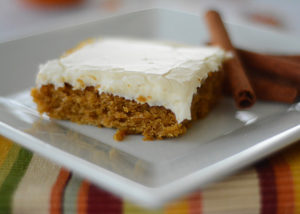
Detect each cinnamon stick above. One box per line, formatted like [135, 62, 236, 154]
[271, 55, 300, 64]
[205, 10, 256, 108]
[238, 49, 300, 85]
[236, 48, 300, 64]
[248, 74, 298, 104]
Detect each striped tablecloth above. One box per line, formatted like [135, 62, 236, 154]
[0, 135, 299, 214]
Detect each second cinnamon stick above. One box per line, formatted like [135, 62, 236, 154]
[238, 49, 300, 85]
[271, 55, 300, 64]
[249, 74, 298, 104]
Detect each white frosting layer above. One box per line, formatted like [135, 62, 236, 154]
[36, 38, 227, 123]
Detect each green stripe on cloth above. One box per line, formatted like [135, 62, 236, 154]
[0, 148, 33, 214]
[63, 175, 83, 214]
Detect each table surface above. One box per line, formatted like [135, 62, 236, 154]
[0, 135, 299, 213]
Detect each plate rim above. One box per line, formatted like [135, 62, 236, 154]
[1, 113, 299, 208]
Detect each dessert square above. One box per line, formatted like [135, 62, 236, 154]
[31, 38, 226, 140]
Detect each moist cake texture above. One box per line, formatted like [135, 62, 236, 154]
[31, 38, 227, 140]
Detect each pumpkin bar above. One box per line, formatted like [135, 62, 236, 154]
[31, 38, 227, 140]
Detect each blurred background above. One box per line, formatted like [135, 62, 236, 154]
[1, 0, 300, 43]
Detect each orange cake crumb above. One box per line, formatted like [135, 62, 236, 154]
[114, 129, 127, 141]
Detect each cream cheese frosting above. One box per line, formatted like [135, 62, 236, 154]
[36, 38, 227, 123]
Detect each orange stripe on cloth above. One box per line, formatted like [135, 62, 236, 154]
[50, 168, 71, 214]
[77, 180, 90, 214]
[188, 191, 202, 214]
[271, 155, 294, 214]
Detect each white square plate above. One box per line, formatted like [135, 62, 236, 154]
[0, 9, 299, 208]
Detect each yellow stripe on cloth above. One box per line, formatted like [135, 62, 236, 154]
[0, 136, 13, 166]
[202, 168, 261, 214]
[283, 143, 300, 214]
[165, 198, 189, 214]
[12, 154, 61, 214]
[123, 201, 164, 214]
[0, 144, 21, 188]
